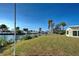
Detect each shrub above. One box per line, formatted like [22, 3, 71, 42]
[34, 35, 38, 38]
[7, 39, 14, 44]
[21, 36, 32, 40]
[53, 30, 66, 35]
[0, 38, 7, 47]
[59, 30, 66, 35]
[27, 36, 32, 39]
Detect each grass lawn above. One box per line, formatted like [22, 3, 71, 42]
[2, 34, 79, 56]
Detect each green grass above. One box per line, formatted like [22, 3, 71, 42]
[2, 34, 79, 56]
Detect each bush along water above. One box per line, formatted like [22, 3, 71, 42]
[0, 37, 7, 47]
[20, 35, 38, 40]
[21, 35, 32, 40]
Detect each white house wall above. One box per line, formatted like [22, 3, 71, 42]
[66, 28, 79, 38]
[66, 28, 73, 37]
[71, 28, 79, 37]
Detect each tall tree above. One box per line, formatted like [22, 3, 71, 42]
[0, 24, 8, 32]
[39, 28, 42, 36]
[16, 27, 19, 30]
[48, 19, 54, 33]
[39, 28, 42, 33]
[53, 24, 61, 34]
[55, 24, 61, 30]
[16, 27, 22, 34]
[59, 22, 66, 30]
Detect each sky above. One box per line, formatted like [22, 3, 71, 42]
[0, 3, 79, 31]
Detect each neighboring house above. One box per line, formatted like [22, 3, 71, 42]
[66, 25, 79, 38]
[0, 28, 8, 32]
[0, 29, 2, 32]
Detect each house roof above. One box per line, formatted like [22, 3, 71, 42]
[66, 25, 79, 30]
[70, 25, 79, 28]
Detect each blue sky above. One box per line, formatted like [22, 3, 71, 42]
[0, 4, 14, 30]
[0, 3, 79, 31]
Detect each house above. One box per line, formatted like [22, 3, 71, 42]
[66, 25, 79, 38]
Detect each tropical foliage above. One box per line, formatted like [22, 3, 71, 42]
[53, 22, 66, 35]
[0, 37, 7, 47]
[16, 27, 22, 34]
[59, 22, 66, 30]
[0, 24, 8, 32]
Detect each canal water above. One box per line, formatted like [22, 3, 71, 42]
[0, 33, 39, 41]
[0, 35, 25, 41]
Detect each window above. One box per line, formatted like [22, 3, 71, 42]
[73, 31, 77, 36]
[78, 31, 79, 36]
[67, 31, 69, 34]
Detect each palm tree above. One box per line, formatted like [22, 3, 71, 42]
[60, 22, 66, 30]
[0, 24, 8, 32]
[39, 28, 42, 32]
[48, 19, 54, 33]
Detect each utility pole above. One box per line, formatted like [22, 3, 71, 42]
[13, 3, 16, 56]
